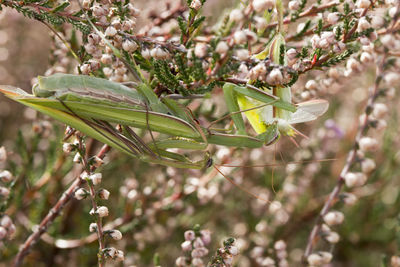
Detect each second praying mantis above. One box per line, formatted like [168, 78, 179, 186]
[0, 73, 328, 169]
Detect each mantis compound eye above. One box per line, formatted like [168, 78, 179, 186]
[206, 158, 213, 168]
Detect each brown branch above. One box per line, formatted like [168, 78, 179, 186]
[13, 144, 111, 267]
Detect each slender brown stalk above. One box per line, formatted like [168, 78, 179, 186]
[13, 144, 110, 267]
[302, 55, 387, 261]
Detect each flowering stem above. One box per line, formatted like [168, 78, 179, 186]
[303, 54, 387, 261]
[12, 144, 110, 267]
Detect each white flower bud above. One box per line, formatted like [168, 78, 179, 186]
[0, 215, 12, 228]
[88, 33, 101, 45]
[191, 247, 208, 258]
[381, 34, 395, 48]
[190, 0, 202, 10]
[184, 230, 196, 241]
[62, 143, 75, 153]
[230, 9, 244, 22]
[333, 41, 346, 53]
[310, 35, 321, 49]
[305, 80, 318, 90]
[90, 173, 102, 185]
[229, 245, 239, 255]
[356, 0, 370, 8]
[325, 231, 340, 243]
[371, 15, 384, 28]
[327, 12, 340, 24]
[261, 257, 275, 265]
[234, 31, 247, 45]
[391, 256, 400, 267]
[103, 67, 113, 77]
[321, 31, 336, 44]
[361, 158, 376, 173]
[286, 48, 297, 60]
[254, 16, 267, 30]
[342, 193, 358, 205]
[269, 201, 282, 214]
[105, 26, 117, 37]
[81, 0, 90, 9]
[0, 226, 7, 239]
[98, 189, 110, 200]
[344, 172, 367, 187]
[0, 187, 10, 197]
[115, 250, 124, 261]
[244, 29, 258, 44]
[236, 49, 249, 60]
[96, 206, 109, 217]
[389, 6, 398, 18]
[360, 52, 373, 64]
[193, 237, 204, 248]
[319, 251, 333, 263]
[288, 0, 300, 10]
[297, 22, 306, 34]
[376, 119, 387, 132]
[89, 223, 97, 232]
[151, 47, 169, 60]
[0, 146, 6, 162]
[194, 43, 208, 58]
[0, 170, 12, 183]
[323, 211, 344, 226]
[105, 247, 117, 258]
[176, 256, 187, 266]
[372, 103, 388, 119]
[328, 68, 340, 79]
[358, 17, 371, 32]
[347, 58, 361, 72]
[359, 137, 378, 152]
[307, 253, 323, 266]
[74, 188, 88, 200]
[91, 5, 107, 17]
[200, 230, 211, 245]
[266, 68, 283, 84]
[80, 63, 91, 75]
[122, 19, 136, 31]
[274, 240, 286, 250]
[384, 72, 400, 87]
[181, 240, 192, 251]
[216, 41, 229, 55]
[253, 0, 275, 12]
[319, 38, 330, 49]
[109, 229, 122, 240]
[192, 258, 204, 267]
[126, 4, 140, 17]
[122, 40, 138, 52]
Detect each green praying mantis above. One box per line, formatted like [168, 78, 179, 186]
[0, 73, 328, 170]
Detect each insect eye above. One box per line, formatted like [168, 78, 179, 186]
[206, 158, 213, 168]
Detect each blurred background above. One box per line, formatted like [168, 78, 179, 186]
[0, 1, 399, 266]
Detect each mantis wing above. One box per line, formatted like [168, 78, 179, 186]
[288, 100, 329, 124]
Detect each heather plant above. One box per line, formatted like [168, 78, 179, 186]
[0, 0, 399, 266]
